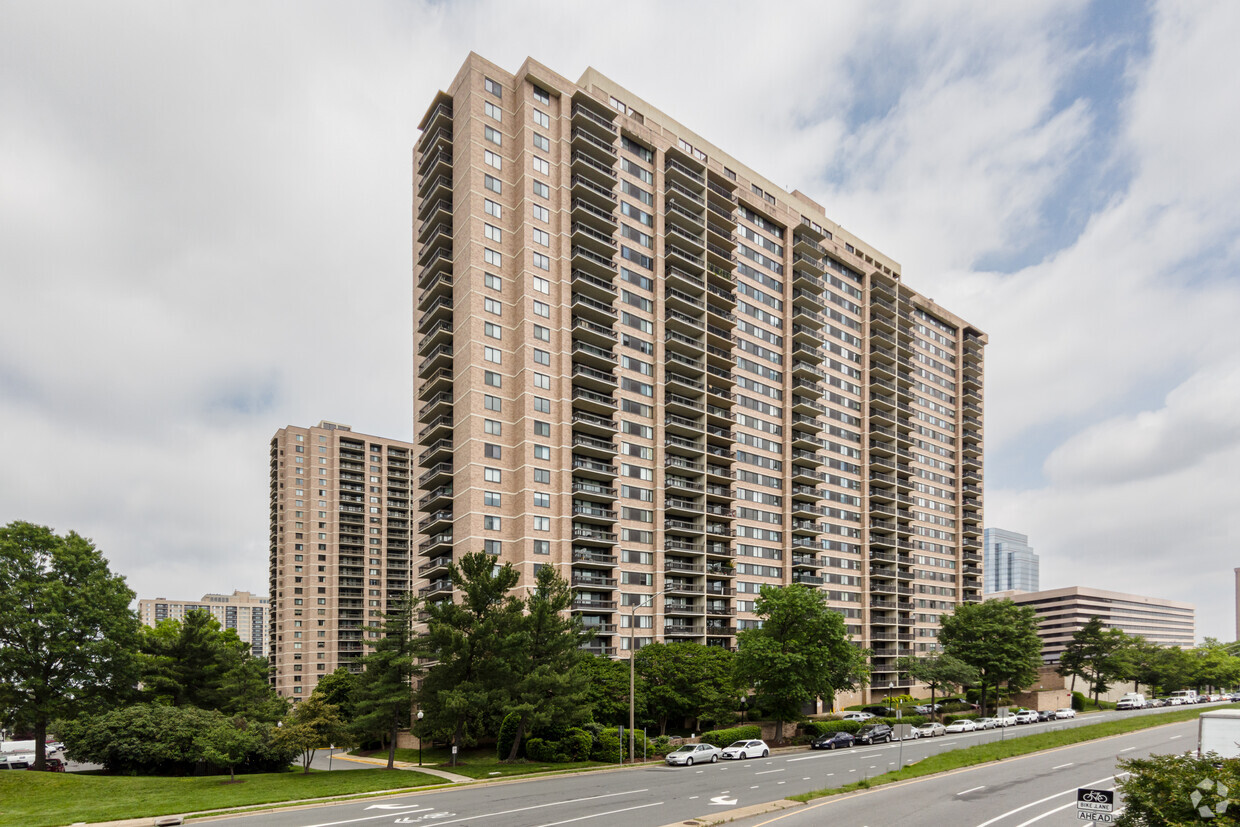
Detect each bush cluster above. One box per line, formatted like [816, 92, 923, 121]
[699, 725, 763, 747]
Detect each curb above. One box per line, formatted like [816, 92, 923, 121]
[662, 798, 801, 827]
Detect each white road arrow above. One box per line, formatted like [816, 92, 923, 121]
[710, 795, 739, 806]
[365, 803, 430, 811]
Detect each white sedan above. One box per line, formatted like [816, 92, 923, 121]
[665, 743, 721, 766]
[841, 712, 875, 722]
[945, 719, 976, 733]
[720, 739, 770, 760]
[916, 722, 946, 737]
[995, 714, 1018, 727]
[1055, 708, 1077, 719]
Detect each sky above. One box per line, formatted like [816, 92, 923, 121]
[1, 1, 1237, 640]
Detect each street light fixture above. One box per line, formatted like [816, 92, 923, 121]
[416, 710, 424, 766]
[629, 588, 666, 763]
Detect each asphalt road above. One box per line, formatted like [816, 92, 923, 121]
[201, 704, 1222, 827]
[726, 717, 1200, 827]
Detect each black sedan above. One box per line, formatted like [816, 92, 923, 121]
[811, 731, 855, 750]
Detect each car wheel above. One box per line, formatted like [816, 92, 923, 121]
[686, 757, 693, 766]
[828, 742, 835, 750]
[762, 750, 769, 757]
[711, 755, 717, 763]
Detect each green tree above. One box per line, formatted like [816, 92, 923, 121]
[271, 694, 354, 774]
[0, 521, 140, 770]
[199, 716, 256, 782]
[579, 653, 637, 726]
[503, 565, 592, 761]
[1057, 617, 1130, 705]
[312, 666, 361, 721]
[735, 584, 869, 742]
[1116, 636, 1164, 696]
[635, 642, 737, 735]
[1116, 751, 1240, 826]
[899, 653, 978, 721]
[1191, 638, 1240, 693]
[352, 595, 419, 769]
[938, 599, 1042, 716]
[413, 551, 524, 751]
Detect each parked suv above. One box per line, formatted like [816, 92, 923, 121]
[855, 723, 893, 745]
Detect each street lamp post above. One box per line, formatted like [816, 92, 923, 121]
[416, 710, 424, 766]
[888, 681, 904, 769]
[628, 589, 666, 763]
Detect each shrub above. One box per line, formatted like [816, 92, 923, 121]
[497, 712, 522, 761]
[700, 725, 762, 748]
[650, 735, 673, 757]
[1072, 691, 1086, 711]
[564, 728, 593, 761]
[524, 737, 554, 763]
[591, 729, 621, 763]
[806, 720, 862, 735]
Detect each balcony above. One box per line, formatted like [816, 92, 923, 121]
[572, 549, 617, 567]
[572, 315, 617, 345]
[572, 362, 617, 390]
[570, 174, 616, 208]
[571, 101, 618, 135]
[571, 125, 618, 159]
[571, 479, 617, 501]
[571, 432, 616, 457]
[571, 455, 616, 479]
[572, 525, 618, 545]
[571, 197, 617, 235]
[571, 409, 616, 433]
[665, 198, 706, 233]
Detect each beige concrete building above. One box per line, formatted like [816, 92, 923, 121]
[137, 590, 268, 657]
[992, 586, 1196, 663]
[411, 54, 986, 701]
[268, 421, 414, 700]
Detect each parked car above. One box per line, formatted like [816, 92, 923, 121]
[861, 705, 896, 717]
[995, 713, 1019, 727]
[720, 739, 769, 760]
[1037, 709, 1056, 722]
[1014, 710, 1040, 724]
[811, 731, 855, 750]
[1055, 708, 1077, 719]
[0, 758, 30, 770]
[974, 717, 998, 729]
[944, 719, 976, 733]
[916, 722, 947, 737]
[914, 703, 943, 715]
[841, 711, 875, 722]
[665, 743, 721, 766]
[855, 723, 894, 745]
[1147, 698, 1167, 708]
[28, 757, 64, 772]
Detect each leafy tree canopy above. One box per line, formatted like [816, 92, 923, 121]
[938, 598, 1042, 715]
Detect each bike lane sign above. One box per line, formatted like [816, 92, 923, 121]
[1077, 788, 1115, 822]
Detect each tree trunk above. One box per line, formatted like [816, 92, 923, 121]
[930, 687, 937, 722]
[34, 715, 47, 772]
[387, 720, 398, 769]
[979, 682, 987, 717]
[659, 716, 667, 737]
[303, 749, 314, 773]
[1069, 672, 1077, 694]
[230, 764, 236, 782]
[506, 716, 527, 763]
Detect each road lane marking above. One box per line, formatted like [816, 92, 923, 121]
[778, 781, 786, 785]
[1052, 763, 1074, 769]
[750, 785, 760, 789]
[689, 796, 699, 800]
[974, 774, 1127, 827]
[957, 786, 986, 795]
[533, 801, 664, 827]
[755, 769, 785, 775]
[301, 788, 652, 827]
[1170, 735, 1183, 740]
[1120, 747, 1135, 752]
[1012, 795, 1086, 827]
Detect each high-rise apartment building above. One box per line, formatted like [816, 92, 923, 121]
[137, 590, 268, 657]
[268, 421, 414, 700]
[983, 527, 1039, 593]
[411, 54, 985, 700]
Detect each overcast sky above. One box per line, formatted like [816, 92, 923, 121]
[2, 1, 1237, 640]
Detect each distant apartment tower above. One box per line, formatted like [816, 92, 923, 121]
[994, 586, 1195, 662]
[268, 421, 415, 700]
[983, 528, 1039, 593]
[410, 54, 986, 699]
[137, 590, 268, 657]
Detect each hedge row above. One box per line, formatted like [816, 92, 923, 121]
[699, 725, 763, 747]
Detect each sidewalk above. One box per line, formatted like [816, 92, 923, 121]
[335, 752, 472, 782]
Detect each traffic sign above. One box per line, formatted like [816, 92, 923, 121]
[1077, 787, 1114, 821]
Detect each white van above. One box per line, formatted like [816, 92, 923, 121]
[1170, 690, 1199, 704]
[1116, 693, 1146, 710]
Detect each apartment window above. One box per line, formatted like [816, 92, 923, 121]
[532, 133, 550, 151]
[533, 539, 550, 554]
[620, 312, 652, 334]
[484, 126, 502, 146]
[485, 322, 501, 339]
[534, 492, 550, 507]
[533, 181, 550, 198]
[533, 156, 550, 175]
[533, 228, 550, 246]
[532, 253, 550, 270]
[533, 85, 550, 104]
[484, 371, 501, 387]
[484, 150, 502, 170]
[484, 77, 502, 98]
[484, 248, 502, 267]
[621, 179, 653, 205]
[533, 204, 550, 222]
[621, 224, 652, 248]
[485, 467, 502, 483]
[484, 515, 501, 531]
[621, 484, 652, 501]
[484, 419, 502, 436]
[485, 198, 502, 218]
[484, 394, 502, 411]
[533, 109, 550, 128]
[533, 324, 550, 341]
[534, 445, 550, 460]
[620, 267, 652, 291]
[484, 491, 501, 507]
[534, 516, 550, 531]
[534, 396, 550, 413]
[484, 346, 502, 364]
[621, 201, 653, 226]
[534, 468, 550, 483]
[533, 372, 550, 389]
[621, 135, 653, 162]
[621, 245, 653, 270]
[533, 420, 551, 436]
[485, 297, 502, 315]
[484, 539, 501, 556]
[485, 101, 501, 122]
[483, 442, 503, 460]
[484, 174, 501, 194]
[533, 300, 550, 317]
[484, 223, 502, 243]
[533, 349, 550, 366]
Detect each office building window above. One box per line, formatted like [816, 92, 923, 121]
[484, 77, 502, 98]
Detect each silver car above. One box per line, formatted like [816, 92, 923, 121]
[720, 739, 770, 759]
[665, 743, 721, 766]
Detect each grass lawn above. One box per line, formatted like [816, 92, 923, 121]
[387, 746, 612, 779]
[791, 703, 1232, 803]
[0, 767, 443, 827]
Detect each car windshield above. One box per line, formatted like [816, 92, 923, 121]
[725, 741, 748, 749]
[671, 746, 694, 754]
